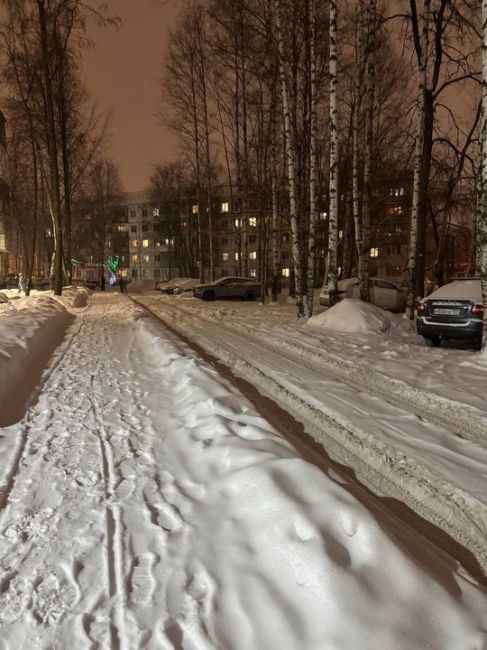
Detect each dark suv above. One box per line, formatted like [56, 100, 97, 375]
[416, 278, 484, 347]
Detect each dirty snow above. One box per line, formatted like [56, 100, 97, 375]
[0, 292, 486, 649]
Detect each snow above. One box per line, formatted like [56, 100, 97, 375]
[0, 291, 486, 648]
[426, 279, 482, 301]
[307, 298, 412, 335]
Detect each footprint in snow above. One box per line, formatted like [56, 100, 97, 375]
[130, 552, 157, 607]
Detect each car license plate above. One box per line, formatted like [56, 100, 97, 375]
[434, 308, 460, 315]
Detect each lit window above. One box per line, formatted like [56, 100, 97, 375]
[153, 208, 160, 216]
[338, 229, 343, 240]
[143, 254, 150, 262]
[192, 204, 199, 214]
[249, 269, 257, 278]
[131, 239, 137, 247]
[370, 248, 379, 258]
[121, 256, 125, 262]
[221, 202, 229, 212]
[235, 252, 239, 261]
[131, 254, 138, 262]
[320, 212, 328, 220]
[249, 251, 257, 260]
[249, 217, 257, 227]
[117, 224, 127, 233]
[234, 218, 241, 228]
[282, 268, 290, 277]
[142, 239, 149, 248]
[222, 252, 229, 261]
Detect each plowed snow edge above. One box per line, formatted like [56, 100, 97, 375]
[135, 299, 487, 576]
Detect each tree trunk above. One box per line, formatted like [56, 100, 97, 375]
[326, 0, 339, 307]
[479, 0, 487, 351]
[37, 0, 63, 296]
[306, 0, 317, 319]
[274, 0, 305, 319]
[406, 0, 431, 319]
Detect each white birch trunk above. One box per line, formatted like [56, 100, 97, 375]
[479, 0, 487, 351]
[361, 0, 376, 302]
[326, 0, 339, 307]
[274, 0, 305, 319]
[306, 0, 317, 319]
[406, 0, 431, 319]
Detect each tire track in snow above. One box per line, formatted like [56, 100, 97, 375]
[132, 297, 487, 576]
[153, 299, 487, 445]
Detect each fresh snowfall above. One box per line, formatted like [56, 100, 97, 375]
[0, 287, 486, 650]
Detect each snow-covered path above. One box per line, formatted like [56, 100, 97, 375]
[0, 295, 486, 649]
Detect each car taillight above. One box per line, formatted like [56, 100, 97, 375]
[471, 303, 484, 316]
[417, 302, 426, 316]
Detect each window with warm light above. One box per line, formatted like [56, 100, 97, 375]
[370, 248, 379, 258]
[131, 254, 138, 262]
[234, 218, 241, 228]
[235, 252, 239, 261]
[221, 202, 229, 212]
[222, 252, 229, 261]
[249, 251, 257, 260]
[131, 239, 137, 248]
[249, 269, 257, 278]
[249, 217, 257, 227]
[192, 204, 199, 214]
[142, 239, 149, 248]
[282, 268, 290, 277]
[117, 225, 127, 233]
[153, 208, 160, 217]
[143, 254, 150, 263]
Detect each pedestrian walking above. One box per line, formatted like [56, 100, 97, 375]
[119, 275, 126, 293]
[18, 272, 27, 295]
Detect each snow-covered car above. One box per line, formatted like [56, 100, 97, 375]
[319, 277, 406, 312]
[416, 278, 484, 347]
[193, 276, 261, 301]
[156, 277, 199, 295]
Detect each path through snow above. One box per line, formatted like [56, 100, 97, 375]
[0, 294, 486, 649]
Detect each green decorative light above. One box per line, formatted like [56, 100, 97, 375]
[71, 258, 81, 266]
[107, 255, 120, 272]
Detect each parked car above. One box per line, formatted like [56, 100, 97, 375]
[31, 277, 50, 291]
[0, 273, 19, 289]
[416, 278, 483, 347]
[319, 277, 406, 312]
[193, 276, 261, 301]
[84, 278, 99, 290]
[156, 277, 199, 295]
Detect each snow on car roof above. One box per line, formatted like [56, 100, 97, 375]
[427, 279, 481, 301]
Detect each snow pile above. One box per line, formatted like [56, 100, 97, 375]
[307, 298, 398, 334]
[54, 287, 90, 309]
[0, 295, 74, 426]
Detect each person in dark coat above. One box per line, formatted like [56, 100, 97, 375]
[119, 275, 126, 293]
[100, 274, 106, 291]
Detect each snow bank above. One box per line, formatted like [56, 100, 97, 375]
[307, 298, 402, 334]
[0, 292, 86, 425]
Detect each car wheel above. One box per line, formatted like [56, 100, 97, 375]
[244, 291, 257, 301]
[202, 290, 215, 301]
[424, 335, 441, 347]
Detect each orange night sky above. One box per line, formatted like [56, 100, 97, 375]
[82, 0, 181, 192]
